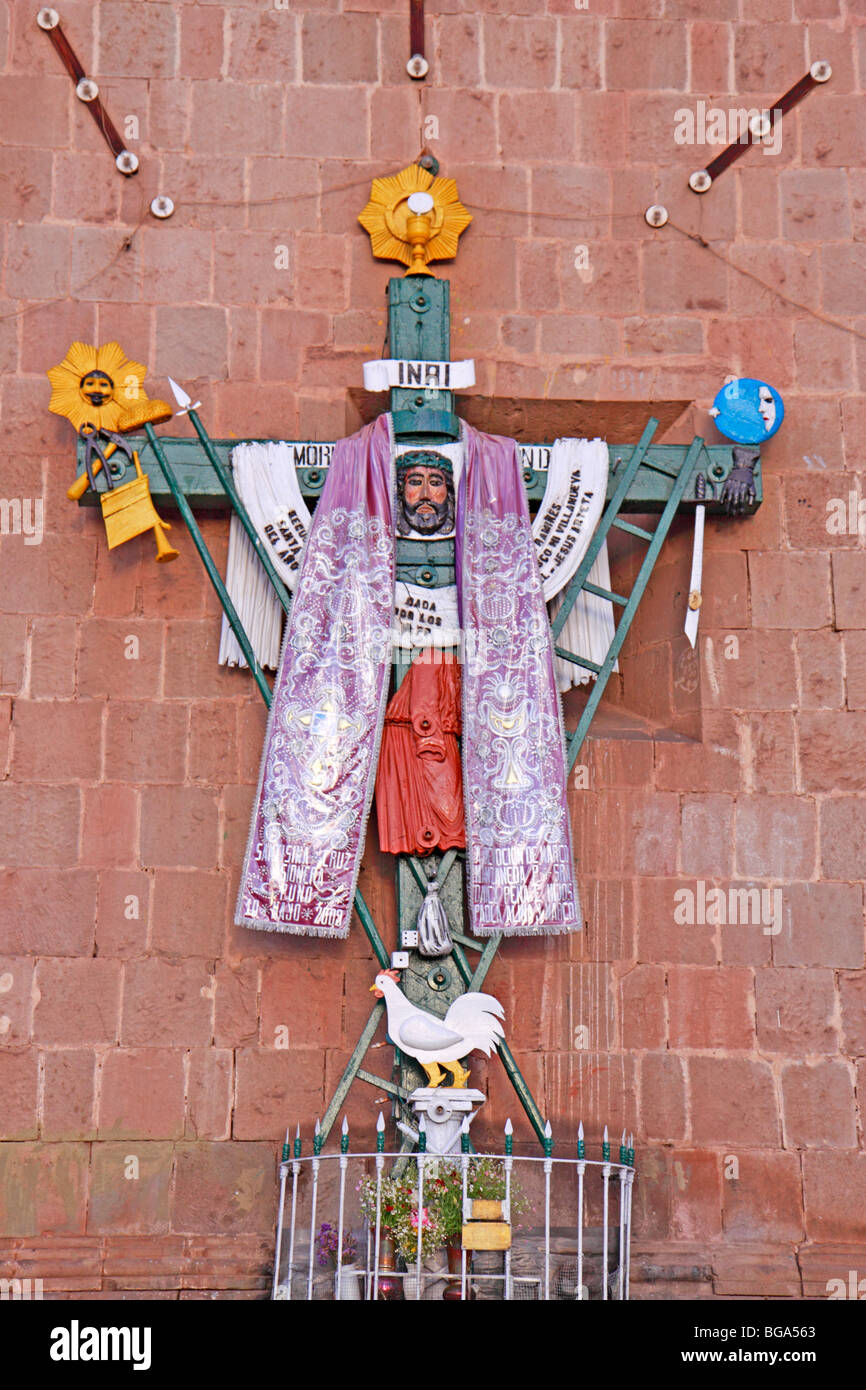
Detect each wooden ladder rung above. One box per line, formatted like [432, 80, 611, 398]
[612, 517, 654, 541]
[553, 646, 601, 674]
[582, 580, 628, 607]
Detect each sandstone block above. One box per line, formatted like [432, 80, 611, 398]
[755, 968, 837, 1054]
[173, 1142, 275, 1235]
[689, 1056, 779, 1146]
[0, 1143, 88, 1236]
[121, 959, 214, 1046]
[781, 1059, 856, 1148]
[88, 1143, 172, 1235]
[33, 959, 121, 1046]
[774, 880, 864, 967]
[722, 1150, 804, 1242]
[668, 966, 754, 1050]
[99, 1050, 186, 1141]
[42, 1051, 97, 1141]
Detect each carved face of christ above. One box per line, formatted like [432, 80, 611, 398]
[397, 463, 455, 536]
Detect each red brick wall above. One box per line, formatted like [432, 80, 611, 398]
[1, 0, 864, 1299]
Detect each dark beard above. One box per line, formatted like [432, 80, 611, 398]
[397, 494, 455, 536]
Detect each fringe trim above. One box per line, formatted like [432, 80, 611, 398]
[235, 913, 350, 940]
[471, 918, 577, 938]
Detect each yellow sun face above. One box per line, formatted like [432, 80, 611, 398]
[46, 341, 172, 434]
[358, 163, 472, 275]
[80, 371, 115, 409]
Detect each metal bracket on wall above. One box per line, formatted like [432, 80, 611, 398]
[36, 8, 140, 176]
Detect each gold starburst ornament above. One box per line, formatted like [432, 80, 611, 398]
[46, 340, 172, 434]
[358, 163, 472, 276]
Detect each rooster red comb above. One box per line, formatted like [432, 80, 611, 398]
[370, 966, 402, 998]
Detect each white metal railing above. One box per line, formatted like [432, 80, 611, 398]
[271, 1120, 636, 1302]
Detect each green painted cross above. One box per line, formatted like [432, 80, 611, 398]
[74, 267, 761, 1150]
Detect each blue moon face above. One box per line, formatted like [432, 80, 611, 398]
[710, 378, 784, 444]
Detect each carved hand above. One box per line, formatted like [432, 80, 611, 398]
[721, 447, 759, 516]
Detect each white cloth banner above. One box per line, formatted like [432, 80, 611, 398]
[532, 437, 608, 600]
[531, 437, 616, 691]
[363, 358, 476, 392]
[219, 443, 312, 670]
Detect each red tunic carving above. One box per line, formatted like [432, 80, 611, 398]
[375, 650, 465, 856]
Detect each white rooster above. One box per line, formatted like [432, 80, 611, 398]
[370, 969, 505, 1088]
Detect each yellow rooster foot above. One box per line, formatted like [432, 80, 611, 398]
[423, 1062, 445, 1088]
[443, 1060, 471, 1089]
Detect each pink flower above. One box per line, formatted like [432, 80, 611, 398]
[410, 1207, 431, 1229]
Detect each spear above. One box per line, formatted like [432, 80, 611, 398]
[504, 1118, 513, 1302]
[373, 1111, 385, 1301]
[460, 1116, 470, 1302]
[625, 1134, 635, 1300]
[286, 1125, 301, 1302]
[335, 1116, 350, 1301]
[602, 1124, 611, 1301]
[415, 1114, 426, 1301]
[617, 1130, 628, 1301]
[576, 1121, 585, 1301]
[272, 1127, 290, 1300]
[166, 377, 292, 616]
[543, 1120, 553, 1301]
[142, 420, 272, 705]
[306, 1118, 322, 1302]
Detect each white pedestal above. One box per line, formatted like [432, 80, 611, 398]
[409, 1087, 486, 1155]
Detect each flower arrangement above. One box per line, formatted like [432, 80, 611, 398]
[316, 1221, 359, 1267]
[427, 1156, 528, 1242]
[357, 1167, 447, 1261]
[357, 1157, 526, 1263]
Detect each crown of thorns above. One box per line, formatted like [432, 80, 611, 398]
[396, 449, 453, 476]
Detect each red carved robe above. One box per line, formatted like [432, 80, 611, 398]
[375, 650, 465, 856]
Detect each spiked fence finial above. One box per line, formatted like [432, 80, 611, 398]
[461, 1115, 471, 1154]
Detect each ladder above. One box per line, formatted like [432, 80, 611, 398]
[551, 420, 707, 772]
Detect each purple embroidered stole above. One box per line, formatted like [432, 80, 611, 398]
[236, 413, 394, 939]
[458, 428, 580, 935]
[236, 415, 581, 939]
